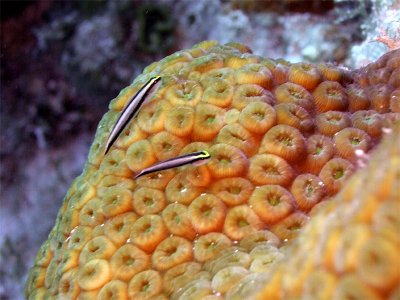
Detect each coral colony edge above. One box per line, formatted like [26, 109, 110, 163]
[26, 41, 400, 300]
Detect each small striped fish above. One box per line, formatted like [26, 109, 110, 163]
[104, 76, 162, 155]
[135, 150, 211, 179]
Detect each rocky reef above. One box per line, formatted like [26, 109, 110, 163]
[25, 41, 399, 299]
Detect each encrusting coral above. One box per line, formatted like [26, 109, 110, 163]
[26, 41, 399, 299]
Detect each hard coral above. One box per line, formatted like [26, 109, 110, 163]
[255, 121, 400, 300]
[26, 42, 400, 299]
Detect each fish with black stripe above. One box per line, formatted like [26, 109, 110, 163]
[135, 150, 211, 179]
[104, 76, 162, 155]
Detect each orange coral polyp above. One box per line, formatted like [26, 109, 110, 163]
[223, 205, 264, 241]
[185, 164, 212, 187]
[56, 250, 79, 276]
[171, 278, 213, 299]
[129, 215, 168, 253]
[103, 212, 138, 246]
[161, 63, 190, 81]
[312, 81, 348, 112]
[109, 244, 149, 281]
[211, 177, 254, 206]
[98, 280, 128, 300]
[68, 226, 93, 252]
[268, 62, 289, 85]
[249, 185, 295, 224]
[150, 131, 186, 161]
[151, 236, 193, 271]
[189, 53, 224, 73]
[315, 110, 351, 137]
[188, 194, 226, 234]
[164, 105, 195, 137]
[79, 236, 116, 265]
[275, 103, 313, 132]
[79, 198, 105, 227]
[162, 262, 203, 295]
[59, 268, 80, 299]
[204, 247, 251, 275]
[247, 154, 294, 186]
[133, 187, 167, 216]
[203, 78, 234, 107]
[192, 103, 225, 141]
[166, 80, 203, 107]
[319, 157, 354, 195]
[100, 186, 133, 218]
[126, 140, 157, 173]
[207, 143, 248, 178]
[161, 203, 196, 240]
[346, 84, 370, 112]
[100, 149, 133, 178]
[200, 67, 236, 86]
[217, 123, 258, 156]
[137, 100, 170, 134]
[259, 124, 306, 162]
[274, 82, 314, 112]
[232, 84, 275, 110]
[239, 230, 280, 251]
[288, 63, 321, 91]
[224, 54, 259, 69]
[211, 266, 249, 294]
[318, 63, 344, 82]
[194, 232, 232, 262]
[78, 259, 111, 291]
[370, 84, 392, 113]
[235, 63, 273, 89]
[290, 173, 326, 211]
[334, 127, 371, 162]
[250, 251, 284, 273]
[238, 101, 276, 134]
[69, 182, 96, 211]
[128, 270, 163, 300]
[270, 211, 309, 241]
[98, 175, 136, 192]
[165, 173, 203, 205]
[301, 134, 335, 175]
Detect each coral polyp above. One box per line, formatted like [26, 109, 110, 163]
[288, 63, 322, 91]
[26, 42, 400, 300]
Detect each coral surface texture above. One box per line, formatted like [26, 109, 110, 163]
[25, 41, 400, 299]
